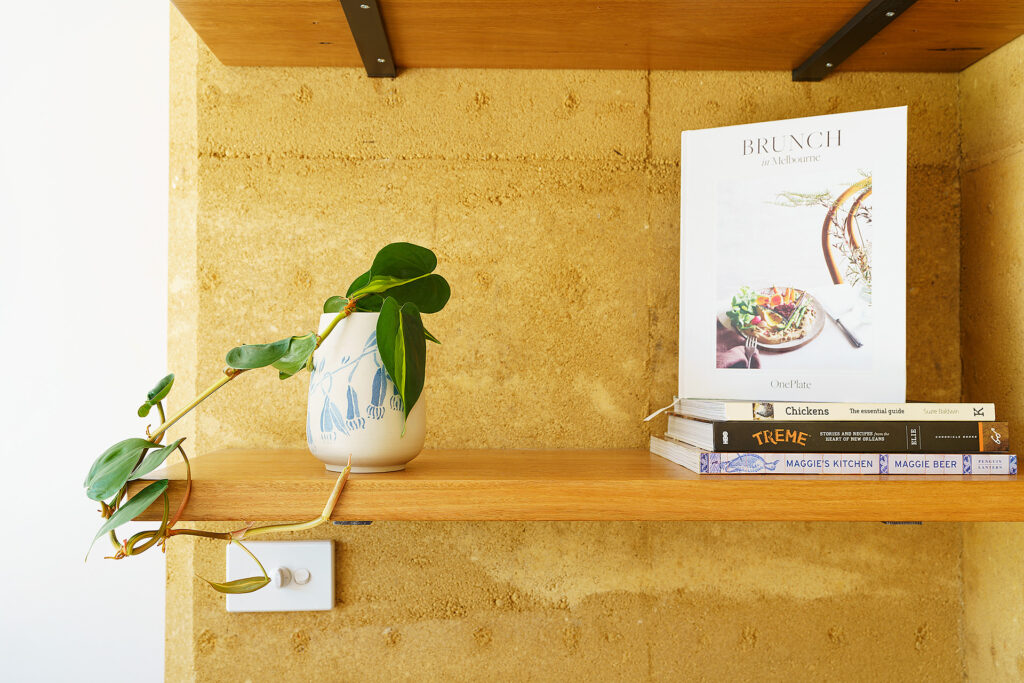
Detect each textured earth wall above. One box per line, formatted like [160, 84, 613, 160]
[960, 34, 1024, 683]
[167, 7, 970, 681]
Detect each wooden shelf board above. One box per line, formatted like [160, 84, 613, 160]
[171, 0, 1024, 71]
[127, 447, 1024, 522]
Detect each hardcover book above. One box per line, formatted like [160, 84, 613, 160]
[679, 107, 907, 402]
[650, 436, 1018, 475]
[671, 399, 995, 422]
[666, 417, 1010, 453]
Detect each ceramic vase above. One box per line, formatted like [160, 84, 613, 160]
[306, 312, 425, 473]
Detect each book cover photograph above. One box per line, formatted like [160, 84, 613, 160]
[679, 107, 907, 402]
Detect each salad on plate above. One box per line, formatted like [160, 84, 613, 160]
[726, 285, 817, 345]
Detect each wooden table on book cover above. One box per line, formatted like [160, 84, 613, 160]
[126, 448, 1024, 522]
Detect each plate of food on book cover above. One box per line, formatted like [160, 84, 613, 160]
[718, 285, 825, 351]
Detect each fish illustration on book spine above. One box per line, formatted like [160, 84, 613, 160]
[724, 454, 780, 473]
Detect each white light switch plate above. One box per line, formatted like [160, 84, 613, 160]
[225, 540, 334, 613]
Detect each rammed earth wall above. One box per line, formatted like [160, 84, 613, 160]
[959, 34, 1024, 683]
[167, 10, 1024, 683]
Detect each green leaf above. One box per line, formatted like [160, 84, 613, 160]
[147, 373, 175, 403]
[346, 247, 447, 311]
[85, 438, 161, 502]
[376, 274, 450, 314]
[272, 333, 317, 380]
[347, 274, 423, 299]
[87, 479, 168, 557]
[345, 243, 437, 298]
[376, 297, 427, 422]
[131, 438, 185, 480]
[225, 337, 292, 369]
[348, 275, 450, 315]
[137, 373, 175, 417]
[345, 271, 371, 298]
[199, 575, 272, 594]
[345, 271, 383, 312]
[353, 295, 385, 312]
[323, 296, 348, 314]
[370, 242, 436, 280]
[365, 297, 440, 341]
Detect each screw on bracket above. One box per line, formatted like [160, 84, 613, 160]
[339, 0, 397, 78]
[793, 0, 919, 81]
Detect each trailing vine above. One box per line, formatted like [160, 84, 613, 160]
[83, 243, 450, 592]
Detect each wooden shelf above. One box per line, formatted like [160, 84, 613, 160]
[172, 0, 1024, 72]
[127, 447, 1024, 522]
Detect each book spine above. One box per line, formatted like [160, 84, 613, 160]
[712, 421, 1009, 453]
[699, 453, 1017, 475]
[767, 403, 996, 421]
[680, 402, 998, 421]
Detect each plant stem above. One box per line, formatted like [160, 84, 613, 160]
[148, 295, 361, 450]
[167, 528, 233, 540]
[132, 305, 358, 550]
[124, 492, 170, 555]
[107, 486, 127, 550]
[238, 461, 351, 538]
[167, 445, 193, 530]
[146, 297, 358, 449]
[233, 540, 268, 579]
[149, 369, 243, 443]
[165, 464, 346, 542]
[154, 403, 167, 443]
[317, 299, 359, 346]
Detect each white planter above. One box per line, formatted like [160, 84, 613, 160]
[306, 312, 425, 473]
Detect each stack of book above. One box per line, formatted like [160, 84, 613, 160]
[663, 110, 1013, 477]
[650, 400, 1016, 475]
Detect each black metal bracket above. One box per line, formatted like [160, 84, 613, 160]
[793, 0, 918, 82]
[339, 0, 396, 78]
[333, 520, 373, 525]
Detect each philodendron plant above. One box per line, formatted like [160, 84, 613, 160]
[83, 242, 449, 592]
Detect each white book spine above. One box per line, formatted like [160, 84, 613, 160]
[701, 453, 882, 474]
[881, 454, 1016, 475]
[674, 399, 996, 421]
[651, 436, 1017, 475]
[971, 455, 1017, 475]
[698, 451, 1015, 475]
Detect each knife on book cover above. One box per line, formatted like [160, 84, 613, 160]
[815, 286, 864, 348]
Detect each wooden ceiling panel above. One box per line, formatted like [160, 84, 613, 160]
[172, 0, 1024, 71]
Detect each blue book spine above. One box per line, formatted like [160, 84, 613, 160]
[699, 452, 1016, 475]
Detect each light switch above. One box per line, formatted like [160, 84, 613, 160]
[225, 540, 334, 613]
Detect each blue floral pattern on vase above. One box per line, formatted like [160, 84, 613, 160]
[367, 365, 387, 419]
[389, 380, 403, 412]
[308, 329, 398, 442]
[345, 385, 365, 431]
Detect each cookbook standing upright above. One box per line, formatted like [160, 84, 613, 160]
[679, 107, 907, 402]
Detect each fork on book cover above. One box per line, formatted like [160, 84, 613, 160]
[744, 335, 758, 368]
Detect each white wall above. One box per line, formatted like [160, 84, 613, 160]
[0, 3, 168, 680]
